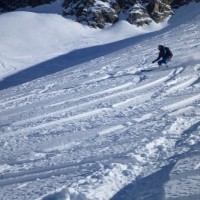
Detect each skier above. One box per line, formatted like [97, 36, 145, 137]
[152, 45, 173, 66]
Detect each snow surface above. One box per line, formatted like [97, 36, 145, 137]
[0, 5, 168, 80]
[0, 3, 200, 200]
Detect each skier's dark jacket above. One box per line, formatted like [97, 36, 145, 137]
[154, 45, 172, 62]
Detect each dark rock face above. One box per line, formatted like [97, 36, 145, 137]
[63, 0, 175, 28]
[28, 0, 55, 7]
[0, 0, 55, 12]
[127, 4, 152, 26]
[63, 0, 119, 28]
[147, 1, 172, 23]
[0, 0, 28, 12]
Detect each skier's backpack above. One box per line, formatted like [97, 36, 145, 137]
[165, 47, 173, 59]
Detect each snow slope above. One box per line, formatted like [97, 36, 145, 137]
[0, 3, 200, 200]
[0, 8, 167, 80]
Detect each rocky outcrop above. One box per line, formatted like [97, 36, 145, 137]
[63, 0, 119, 28]
[0, 0, 27, 12]
[28, 0, 55, 7]
[127, 4, 152, 26]
[0, 0, 55, 12]
[62, 0, 174, 28]
[147, 0, 172, 23]
[0, 0, 199, 28]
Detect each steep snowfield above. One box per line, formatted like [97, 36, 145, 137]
[0, 9, 167, 80]
[0, 3, 200, 200]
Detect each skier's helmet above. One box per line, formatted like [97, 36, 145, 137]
[158, 45, 162, 50]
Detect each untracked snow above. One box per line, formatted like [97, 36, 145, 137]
[0, 3, 200, 200]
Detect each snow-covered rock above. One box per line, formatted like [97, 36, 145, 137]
[63, 0, 173, 28]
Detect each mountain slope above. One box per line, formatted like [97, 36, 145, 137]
[0, 10, 166, 81]
[0, 3, 200, 200]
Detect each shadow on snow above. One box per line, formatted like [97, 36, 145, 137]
[110, 162, 175, 200]
[111, 121, 200, 200]
[0, 31, 158, 90]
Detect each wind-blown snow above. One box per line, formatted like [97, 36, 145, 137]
[0, 3, 200, 200]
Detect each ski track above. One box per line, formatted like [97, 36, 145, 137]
[1, 11, 200, 200]
[1, 69, 179, 137]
